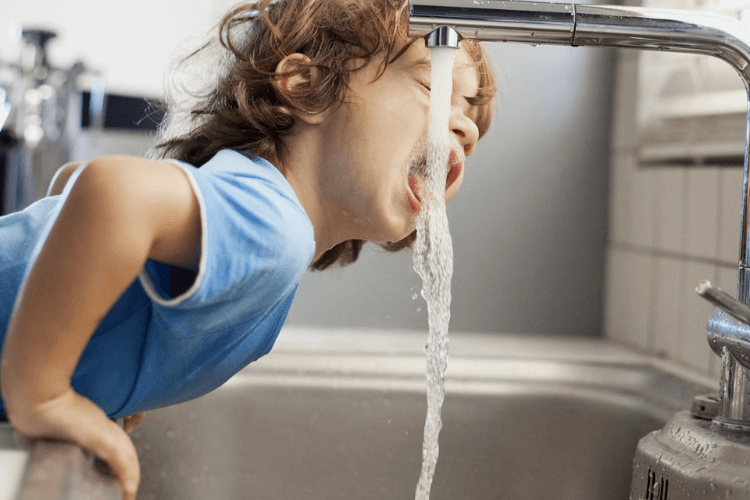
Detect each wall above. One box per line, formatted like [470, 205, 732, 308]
[604, 44, 741, 377]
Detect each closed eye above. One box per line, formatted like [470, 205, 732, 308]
[419, 81, 431, 92]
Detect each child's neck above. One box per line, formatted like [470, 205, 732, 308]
[273, 135, 350, 261]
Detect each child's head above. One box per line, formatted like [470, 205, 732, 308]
[153, 0, 497, 269]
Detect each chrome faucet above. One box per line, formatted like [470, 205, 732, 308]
[408, 1, 750, 497]
[410, 0, 750, 432]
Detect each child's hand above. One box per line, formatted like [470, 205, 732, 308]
[8, 388, 140, 500]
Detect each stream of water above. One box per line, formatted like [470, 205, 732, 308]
[412, 46, 457, 500]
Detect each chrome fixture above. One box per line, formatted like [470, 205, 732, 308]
[0, 28, 105, 212]
[425, 25, 460, 48]
[0, 88, 10, 131]
[409, 1, 750, 497]
[697, 277, 750, 429]
[15, 29, 61, 149]
[410, 0, 575, 44]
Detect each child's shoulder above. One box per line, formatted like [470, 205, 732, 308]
[193, 150, 285, 189]
[189, 150, 309, 223]
[174, 150, 315, 270]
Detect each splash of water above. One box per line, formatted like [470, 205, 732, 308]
[413, 46, 456, 500]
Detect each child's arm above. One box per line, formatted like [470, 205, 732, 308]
[0, 156, 201, 500]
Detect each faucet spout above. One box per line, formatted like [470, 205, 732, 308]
[410, 0, 575, 45]
[425, 26, 461, 48]
[409, 0, 750, 83]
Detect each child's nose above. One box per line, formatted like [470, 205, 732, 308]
[449, 112, 478, 157]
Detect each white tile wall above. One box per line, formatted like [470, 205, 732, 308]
[654, 167, 686, 254]
[604, 249, 629, 344]
[604, 248, 653, 349]
[604, 48, 741, 379]
[623, 251, 652, 348]
[686, 168, 719, 260]
[611, 50, 640, 153]
[718, 168, 744, 265]
[650, 256, 682, 357]
[631, 167, 657, 249]
[609, 154, 635, 246]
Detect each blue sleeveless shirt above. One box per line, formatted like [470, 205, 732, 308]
[0, 150, 315, 418]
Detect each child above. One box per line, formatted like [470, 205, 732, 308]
[0, 0, 496, 498]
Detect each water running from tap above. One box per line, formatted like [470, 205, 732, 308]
[413, 46, 456, 500]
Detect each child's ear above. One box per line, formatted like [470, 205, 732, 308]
[273, 53, 326, 125]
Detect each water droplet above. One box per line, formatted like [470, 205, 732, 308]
[412, 293, 418, 301]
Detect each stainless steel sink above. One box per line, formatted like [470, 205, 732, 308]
[127, 328, 716, 500]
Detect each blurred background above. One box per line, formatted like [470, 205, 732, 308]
[0, 0, 614, 338]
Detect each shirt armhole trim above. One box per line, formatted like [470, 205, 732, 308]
[137, 160, 208, 307]
[46, 161, 81, 197]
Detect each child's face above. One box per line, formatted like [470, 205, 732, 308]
[317, 40, 481, 244]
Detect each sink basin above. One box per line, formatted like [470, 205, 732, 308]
[127, 328, 716, 500]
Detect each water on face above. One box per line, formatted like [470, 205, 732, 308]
[412, 46, 456, 500]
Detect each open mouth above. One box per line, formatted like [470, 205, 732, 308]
[446, 150, 463, 190]
[408, 177, 422, 213]
[407, 147, 465, 213]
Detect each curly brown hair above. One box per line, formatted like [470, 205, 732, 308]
[151, 0, 497, 270]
